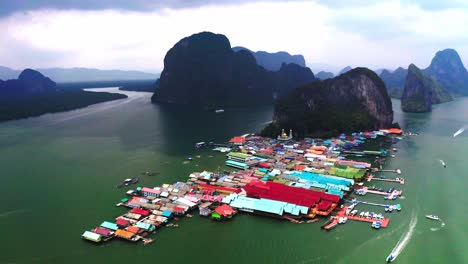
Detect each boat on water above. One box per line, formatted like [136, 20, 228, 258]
[195, 142, 206, 148]
[440, 160, 446, 168]
[186, 157, 193, 161]
[215, 109, 225, 113]
[117, 177, 139, 188]
[386, 254, 395, 262]
[426, 215, 440, 221]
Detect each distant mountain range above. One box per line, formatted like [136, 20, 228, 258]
[0, 69, 127, 121]
[232, 46, 306, 71]
[0, 66, 158, 83]
[380, 49, 468, 98]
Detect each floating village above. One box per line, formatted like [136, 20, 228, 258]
[82, 128, 407, 246]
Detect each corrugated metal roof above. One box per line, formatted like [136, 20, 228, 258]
[100, 221, 118, 231]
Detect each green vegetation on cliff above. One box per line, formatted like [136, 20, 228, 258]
[261, 68, 393, 138]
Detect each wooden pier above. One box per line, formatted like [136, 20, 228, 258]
[366, 175, 404, 184]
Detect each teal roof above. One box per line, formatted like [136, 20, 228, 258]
[100, 221, 118, 231]
[225, 160, 249, 169]
[227, 194, 309, 216]
[136, 222, 155, 231]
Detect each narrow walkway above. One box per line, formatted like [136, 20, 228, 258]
[335, 206, 390, 228]
[366, 175, 405, 184]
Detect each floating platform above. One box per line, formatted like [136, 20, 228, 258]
[336, 206, 390, 228]
[366, 175, 404, 184]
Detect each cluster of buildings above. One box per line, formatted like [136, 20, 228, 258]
[82, 128, 403, 245]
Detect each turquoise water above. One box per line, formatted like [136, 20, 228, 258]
[0, 88, 467, 263]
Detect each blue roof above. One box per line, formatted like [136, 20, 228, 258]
[100, 221, 118, 231]
[162, 211, 172, 217]
[136, 222, 154, 230]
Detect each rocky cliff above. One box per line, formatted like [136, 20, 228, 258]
[424, 48, 468, 96]
[316, 71, 334, 80]
[232, 46, 306, 71]
[401, 64, 433, 112]
[261, 68, 393, 138]
[152, 32, 315, 108]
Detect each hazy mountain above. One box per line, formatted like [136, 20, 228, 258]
[232, 46, 306, 71]
[423, 48, 468, 96]
[379, 67, 408, 98]
[338, 66, 353, 75]
[0, 69, 127, 121]
[0, 66, 158, 83]
[315, 71, 334, 80]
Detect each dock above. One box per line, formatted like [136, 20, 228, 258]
[372, 168, 402, 175]
[335, 206, 390, 228]
[346, 199, 399, 208]
[355, 186, 402, 199]
[365, 175, 404, 184]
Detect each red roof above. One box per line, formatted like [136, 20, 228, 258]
[141, 187, 159, 194]
[126, 226, 140, 234]
[229, 137, 246, 144]
[130, 208, 150, 216]
[214, 204, 235, 216]
[173, 206, 184, 212]
[243, 181, 340, 208]
[94, 227, 112, 236]
[258, 163, 271, 168]
[116, 218, 129, 227]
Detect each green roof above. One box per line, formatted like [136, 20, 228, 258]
[227, 152, 250, 159]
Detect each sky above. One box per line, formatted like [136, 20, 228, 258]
[1, 0, 467, 74]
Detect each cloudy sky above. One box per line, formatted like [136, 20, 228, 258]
[1, 0, 467, 73]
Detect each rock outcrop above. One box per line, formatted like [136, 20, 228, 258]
[315, 71, 334, 80]
[401, 64, 433, 112]
[232, 46, 306, 71]
[262, 68, 393, 138]
[152, 32, 315, 108]
[423, 48, 468, 95]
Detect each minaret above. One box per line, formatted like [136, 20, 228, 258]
[289, 129, 293, 139]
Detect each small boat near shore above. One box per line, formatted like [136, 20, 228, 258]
[426, 215, 440, 221]
[117, 177, 139, 188]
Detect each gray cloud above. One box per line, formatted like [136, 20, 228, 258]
[1, 0, 467, 17]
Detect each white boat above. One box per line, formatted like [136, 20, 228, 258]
[386, 253, 395, 262]
[215, 109, 225, 113]
[453, 127, 466, 138]
[440, 160, 446, 168]
[426, 215, 440, 221]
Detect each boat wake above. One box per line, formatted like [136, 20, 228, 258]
[388, 211, 418, 261]
[453, 126, 467, 138]
[0, 209, 27, 218]
[430, 218, 446, 232]
[399, 196, 406, 200]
